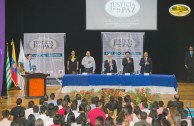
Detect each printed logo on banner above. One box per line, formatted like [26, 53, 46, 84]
[105, 0, 140, 18]
[29, 38, 57, 51]
[110, 37, 135, 51]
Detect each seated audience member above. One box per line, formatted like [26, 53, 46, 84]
[109, 96, 117, 111]
[116, 116, 124, 126]
[152, 115, 161, 126]
[44, 95, 49, 103]
[159, 108, 173, 126]
[142, 102, 150, 115]
[25, 100, 34, 119]
[169, 106, 181, 126]
[116, 96, 123, 115]
[157, 101, 164, 115]
[76, 113, 87, 126]
[44, 107, 56, 126]
[134, 111, 152, 126]
[124, 95, 134, 111]
[147, 109, 158, 124]
[35, 118, 44, 126]
[151, 101, 159, 111]
[105, 116, 115, 126]
[18, 110, 28, 126]
[71, 102, 80, 118]
[50, 114, 64, 126]
[139, 97, 148, 110]
[132, 106, 141, 123]
[90, 97, 97, 110]
[57, 100, 67, 115]
[79, 104, 86, 114]
[181, 120, 188, 126]
[39, 97, 45, 109]
[28, 114, 36, 126]
[76, 94, 82, 111]
[57, 98, 63, 110]
[33, 105, 40, 119]
[37, 105, 49, 122]
[174, 94, 184, 113]
[181, 109, 191, 126]
[95, 116, 104, 126]
[10, 98, 26, 121]
[66, 112, 76, 126]
[85, 104, 91, 117]
[48, 93, 57, 106]
[0, 109, 11, 125]
[88, 101, 106, 126]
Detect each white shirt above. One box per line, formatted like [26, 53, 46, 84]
[81, 56, 96, 72]
[0, 118, 11, 126]
[72, 110, 80, 119]
[24, 59, 34, 72]
[142, 108, 150, 115]
[25, 108, 33, 119]
[44, 117, 53, 126]
[132, 113, 140, 123]
[37, 114, 49, 122]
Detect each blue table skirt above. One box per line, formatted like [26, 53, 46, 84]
[62, 74, 178, 91]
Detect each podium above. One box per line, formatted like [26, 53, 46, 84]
[22, 73, 50, 98]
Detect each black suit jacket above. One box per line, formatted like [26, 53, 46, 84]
[104, 60, 117, 73]
[122, 58, 134, 74]
[139, 57, 152, 74]
[185, 51, 194, 67]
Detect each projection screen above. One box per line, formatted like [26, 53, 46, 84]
[86, 0, 157, 30]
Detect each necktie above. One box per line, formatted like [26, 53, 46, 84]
[29, 61, 32, 70]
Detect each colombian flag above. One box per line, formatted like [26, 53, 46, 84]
[11, 40, 18, 87]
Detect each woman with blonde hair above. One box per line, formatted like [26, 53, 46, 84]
[35, 118, 44, 126]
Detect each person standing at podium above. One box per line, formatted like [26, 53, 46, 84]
[24, 53, 34, 74]
[81, 51, 96, 73]
[122, 52, 134, 74]
[67, 50, 79, 74]
[139, 52, 152, 74]
[104, 54, 117, 73]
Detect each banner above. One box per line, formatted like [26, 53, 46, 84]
[24, 33, 66, 83]
[102, 32, 144, 73]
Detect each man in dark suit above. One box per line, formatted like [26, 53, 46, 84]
[122, 52, 134, 74]
[139, 52, 152, 74]
[185, 46, 194, 82]
[104, 54, 117, 73]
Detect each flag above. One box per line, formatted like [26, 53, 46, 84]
[6, 45, 12, 90]
[18, 39, 25, 89]
[18, 39, 25, 72]
[11, 40, 18, 87]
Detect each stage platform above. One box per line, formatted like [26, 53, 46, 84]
[62, 74, 178, 94]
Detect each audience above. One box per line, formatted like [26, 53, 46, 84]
[48, 93, 57, 106]
[87, 101, 106, 126]
[10, 98, 26, 121]
[33, 105, 40, 119]
[134, 111, 152, 126]
[35, 118, 44, 126]
[2, 92, 194, 126]
[0, 109, 11, 125]
[25, 100, 35, 119]
[28, 114, 36, 126]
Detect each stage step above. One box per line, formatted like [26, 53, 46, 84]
[178, 83, 194, 101]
